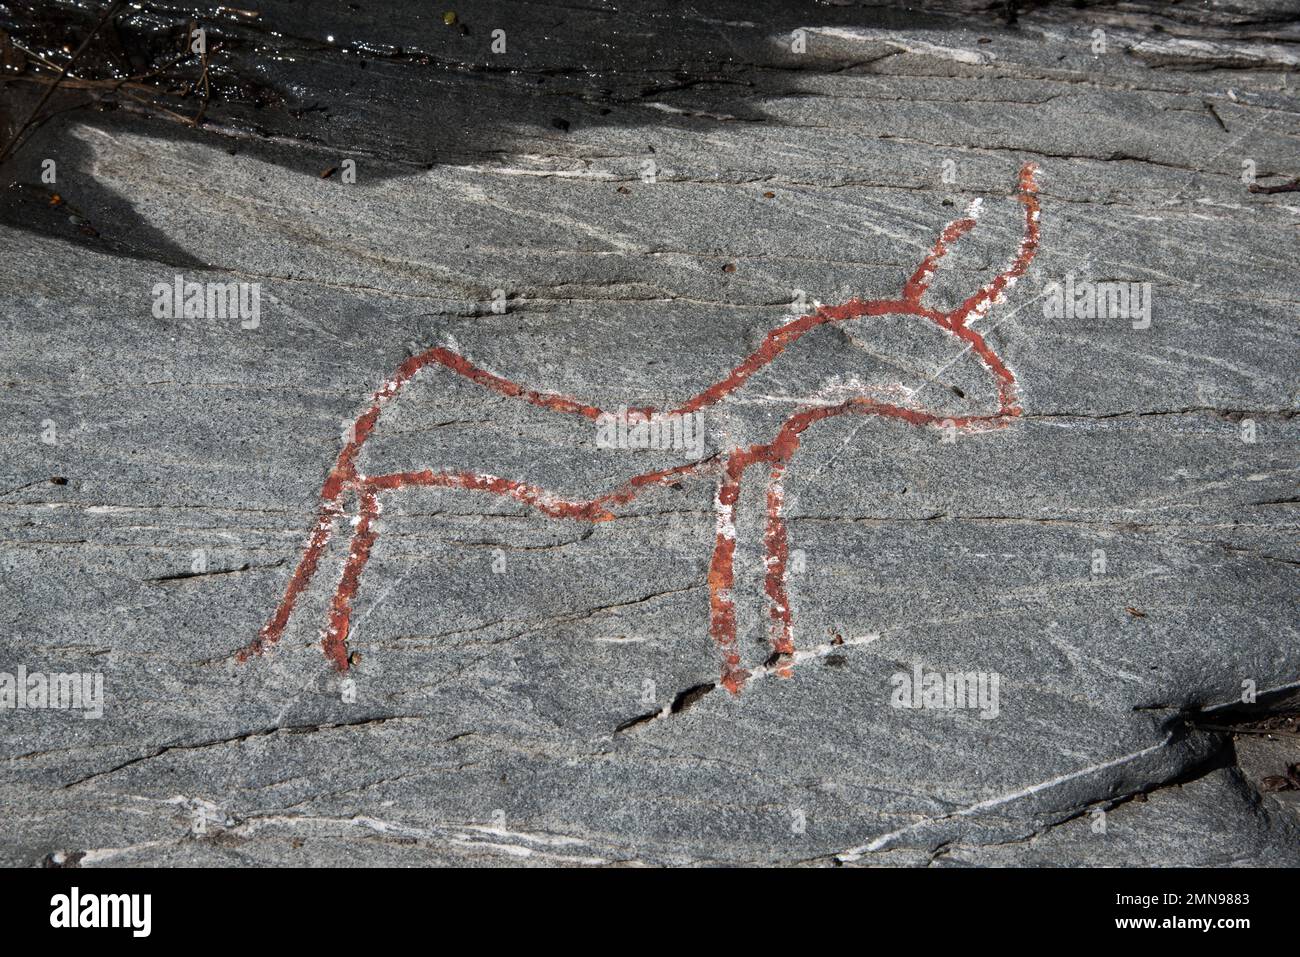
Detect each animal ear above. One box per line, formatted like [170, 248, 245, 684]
[902, 201, 980, 305]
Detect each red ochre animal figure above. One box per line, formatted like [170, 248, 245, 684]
[239, 165, 1042, 694]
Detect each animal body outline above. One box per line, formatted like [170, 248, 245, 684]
[239, 164, 1042, 695]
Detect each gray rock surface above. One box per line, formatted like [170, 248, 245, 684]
[1, 0, 1297, 866]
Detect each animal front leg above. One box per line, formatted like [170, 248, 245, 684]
[763, 463, 795, 678]
[321, 487, 382, 671]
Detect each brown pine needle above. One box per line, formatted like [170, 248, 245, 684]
[0, 0, 127, 168]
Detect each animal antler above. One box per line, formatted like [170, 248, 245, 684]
[239, 164, 1041, 688]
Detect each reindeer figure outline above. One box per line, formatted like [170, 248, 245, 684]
[239, 164, 1042, 694]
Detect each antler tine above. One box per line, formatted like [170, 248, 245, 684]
[948, 163, 1041, 329]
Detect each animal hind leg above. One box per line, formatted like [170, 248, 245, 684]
[238, 498, 345, 663]
[321, 486, 383, 671]
[708, 467, 749, 694]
